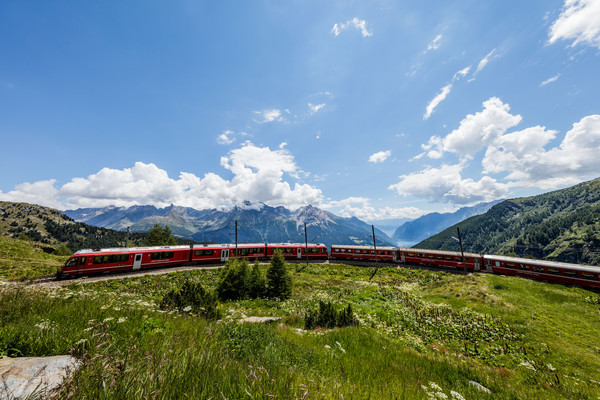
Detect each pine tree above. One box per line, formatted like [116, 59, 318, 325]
[266, 249, 292, 300]
[247, 260, 267, 298]
[146, 223, 177, 246]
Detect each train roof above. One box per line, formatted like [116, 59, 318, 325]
[74, 245, 189, 255]
[192, 243, 265, 248]
[267, 243, 326, 247]
[332, 244, 397, 251]
[483, 254, 600, 273]
[398, 248, 481, 258]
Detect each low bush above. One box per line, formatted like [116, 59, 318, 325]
[160, 280, 220, 320]
[305, 301, 358, 330]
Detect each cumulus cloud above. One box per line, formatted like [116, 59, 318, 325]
[388, 163, 509, 204]
[482, 115, 600, 188]
[331, 18, 373, 38]
[254, 109, 284, 123]
[423, 84, 453, 120]
[549, 0, 600, 49]
[423, 97, 522, 158]
[540, 74, 561, 86]
[0, 142, 324, 211]
[217, 130, 235, 145]
[368, 150, 391, 163]
[323, 197, 427, 220]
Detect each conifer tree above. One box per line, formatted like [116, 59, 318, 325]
[266, 249, 292, 300]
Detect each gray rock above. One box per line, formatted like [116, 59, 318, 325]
[0, 356, 78, 399]
[238, 316, 281, 323]
[468, 380, 491, 394]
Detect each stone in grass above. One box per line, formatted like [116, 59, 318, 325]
[238, 316, 282, 323]
[468, 380, 491, 393]
[0, 356, 78, 400]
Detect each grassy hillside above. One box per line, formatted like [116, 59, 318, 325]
[2, 261, 600, 399]
[0, 236, 68, 279]
[0, 201, 194, 256]
[417, 178, 600, 265]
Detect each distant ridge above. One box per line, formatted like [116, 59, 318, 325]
[392, 200, 502, 244]
[64, 203, 396, 248]
[416, 178, 600, 266]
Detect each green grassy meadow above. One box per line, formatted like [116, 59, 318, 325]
[1, 242, 600, 398]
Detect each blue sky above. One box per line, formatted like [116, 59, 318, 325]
[1, 0, 599, 223]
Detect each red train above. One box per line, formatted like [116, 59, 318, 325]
[57, 243, 328, 278]
[58, 242, 600, 290]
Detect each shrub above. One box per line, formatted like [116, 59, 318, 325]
[217, 258, 250, 300]
[305, 301, 358, 330]
[266, 250, 292, 300]
[160, 280, 220, 320]
[247, 260, 267, 298]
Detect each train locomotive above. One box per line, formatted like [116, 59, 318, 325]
[58, 242, 600, 289]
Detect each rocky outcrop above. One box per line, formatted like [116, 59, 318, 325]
[0, 356, 77, 399]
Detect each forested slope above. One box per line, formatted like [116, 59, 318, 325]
[416, 178, 600, 265]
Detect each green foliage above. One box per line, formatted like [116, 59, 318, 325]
[216, 258, 250, 300]
[266, 249, 293, 300]
[160, 280, 221, 320]
[417, 177, 600, 265]
[145, 223, 178, 246]
[305, 301, 358, 330]
[247, 260, 267, 298]
[53, 244, 72, 256]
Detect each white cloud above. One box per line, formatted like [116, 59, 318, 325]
[470, 49, 497, 80]
[217, 130, 235, 145]
[453, 66, 471, 81]
[1, 142, 324, 211]
[323, 197, 427, 220]
[308, 102, 326, 114]
[368, 150, 391, 163]
[540, 74, 561, 86]
[423, 84, 452, 120]
[482, 115, 600, 188]
[331, 18, 373, 38]
[388, 163, 509, 204]
[254, 109, 284, 123]
[423, 97, 522, 158]
[0, 179, 62, 209]
[549, 0, 600, 49]
[427, 34, 443, 51]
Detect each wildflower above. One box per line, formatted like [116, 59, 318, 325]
[183, 306, 192, 312]
[335, 341, 346, 353]
[117, 317, 127, 323]
[74, 339, 87, 346]
[324, 345, 331, 349]
[547, 363, 556, 371]
[103, 317, 114, 323]
[450, 391, 465, 400]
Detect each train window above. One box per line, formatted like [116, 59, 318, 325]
[151, 252, 175, 260]
[79, 257, 87, 265]
[547, 268, 560, 275]
[445, 256, 453, 261]
[437, 255, 444, 260]
[506, 263, 516, 269]
[464, 258, 470, 263]
[418, 254, 425, 258]
[532, 266, 544, 273]
[93, 254, 129, 264]
[341, 249, 346, 253]
[356, 250, 361, 253]
[582, 272, 597, 280]
[407, 253, 415, 257]
[428, 255, 435, 259]
[518, 264, 529, 270]
[194, 249, 214, 256]
[334, 248, 340, 252]
[563, 270, 577, 277]
[66, 258, 78, 267]
[495, 261, 500, 267]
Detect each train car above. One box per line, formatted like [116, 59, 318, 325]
[58, 245, 191, 277]
[266, 243, 328, 260]
[191, 243, 268, 263]
[330, 244, 397, 262]
[397, 248, 483, 271]
[484, 254, 600, 289]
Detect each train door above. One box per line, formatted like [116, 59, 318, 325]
[400, 251, 406, 263]
[474, 258, 481, 271]
[393, 251, 397, 262]
[133, 254, 142, 271]
[485, 259, 493, 272]
[297, 248, 302, 259]
[221, 249, 229, 262]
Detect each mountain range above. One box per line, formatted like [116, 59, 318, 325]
[417, 177, 600, 266]
[64, 203, 396, 248]
[392, 200, 502, 245]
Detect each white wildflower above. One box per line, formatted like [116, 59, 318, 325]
[117, 317, 127, 323]
[113, 307, 121, 311]
[101, 305, 109, 310]
[183, 306, 192, 312]
[429, 382, 443, 392]
[450, 391, 465, 400]
[335, 341, 346, 353]
[519, 360, 536, 371]
[547, 363, 556, 371]
[74, 339, 87, 346]
[324, 345, 331, 349]
[103, 317, 114, 323]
